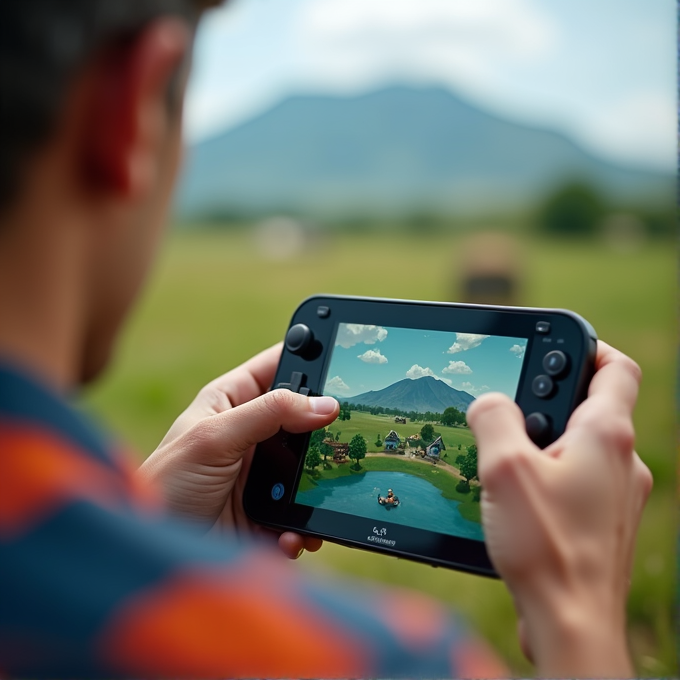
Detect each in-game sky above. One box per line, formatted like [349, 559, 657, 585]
[324, 324, 528, 401]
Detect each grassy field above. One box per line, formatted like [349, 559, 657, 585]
[323, 410, 476, 452]
[83, 230, 677, 676]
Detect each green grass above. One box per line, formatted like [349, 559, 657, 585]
[325, 410, 475, 452]
[82, 230, 677, 676]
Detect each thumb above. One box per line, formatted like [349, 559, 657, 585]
[517, 617, 535, 664]
[467, 393, 538, 487]
[205, 390, 339, 456]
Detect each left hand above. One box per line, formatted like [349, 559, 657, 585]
[138, 343, 339, 559]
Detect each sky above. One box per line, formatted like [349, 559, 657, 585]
[323, 324, 528, 401]
[186, 0, 676, 172]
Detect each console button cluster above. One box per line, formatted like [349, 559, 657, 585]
[532, 350, 570, 399]
[528, 341, 573, 445]
[276, 371, 310, 396]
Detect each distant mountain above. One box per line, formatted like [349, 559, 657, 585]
[176, 85, 673, 219]
[347, 376, 475, 414]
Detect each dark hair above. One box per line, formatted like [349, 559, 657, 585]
[0, 0, 216, 213]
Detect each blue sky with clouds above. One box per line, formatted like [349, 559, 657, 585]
[186, 0, 675, 171]
[323, 324, 528, 400]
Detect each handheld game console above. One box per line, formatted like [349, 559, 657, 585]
[244, 295, 597, 577]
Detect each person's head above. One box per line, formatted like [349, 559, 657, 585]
[0, 0, 220, 384]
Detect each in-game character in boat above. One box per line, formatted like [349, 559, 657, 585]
[378, 488, 400, 507]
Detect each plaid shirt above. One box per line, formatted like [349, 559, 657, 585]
[0, 361, 506, 678]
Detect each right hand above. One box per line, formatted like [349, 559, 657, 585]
[467, 341, 652, 678]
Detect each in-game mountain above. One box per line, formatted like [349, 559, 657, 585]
[343, 375, 476, 414]
[176, 85, 673, 219]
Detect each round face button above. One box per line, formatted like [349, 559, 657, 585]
[532, 374, 554, 398]
[543, 350, 569, 378]
[271, 483, 285, 501]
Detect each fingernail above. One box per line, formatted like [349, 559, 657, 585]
[309, 396, 338, 415]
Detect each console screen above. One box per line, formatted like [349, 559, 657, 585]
[294, 324, 528, 541]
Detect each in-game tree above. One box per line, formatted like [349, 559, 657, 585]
[348, 434, 367, 470]
[305, 445, 322, 471]
[459, 444, 478, 483]
[309, 428, 327, 448]
[320, 441, 334, 465]
[441, 406, 464, 427]
[420, 423, 435, 444]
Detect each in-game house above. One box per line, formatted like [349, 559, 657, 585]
[328, 441, 349, 463]
[384, 430, 401, 451]
[424, 436, 446, 462]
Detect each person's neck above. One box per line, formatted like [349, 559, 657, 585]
[0, 206, 89, 393]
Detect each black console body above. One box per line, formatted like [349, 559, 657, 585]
[244, 295, 597, 577]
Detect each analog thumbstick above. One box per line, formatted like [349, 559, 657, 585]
[285, 324, 314, 356]
[525, 412, 551, 445]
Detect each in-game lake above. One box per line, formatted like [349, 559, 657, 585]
[296, 470, 484, 541]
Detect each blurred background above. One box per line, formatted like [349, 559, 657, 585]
[83, 0, 677, 675]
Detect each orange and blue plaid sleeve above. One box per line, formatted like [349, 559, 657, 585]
[0, 363, 507, 678]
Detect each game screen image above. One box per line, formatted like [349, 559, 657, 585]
[294, 323, 528, 541]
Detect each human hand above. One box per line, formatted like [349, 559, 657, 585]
[138, 343, 339, 559]
[467, 341, 652, 678]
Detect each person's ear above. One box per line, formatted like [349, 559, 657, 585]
[83, 18, 192, 200]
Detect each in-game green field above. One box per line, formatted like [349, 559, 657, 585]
[296, 410, 482, 526]
[83, 230, 677, 676]
[322, 410, 476, 453]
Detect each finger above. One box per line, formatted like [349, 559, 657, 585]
[273, 532, 322, 559]
[202, 343, 284, 411]
[467, 393, 539, 485]
[622, 452, 653, 582]
[207, 390, 339, 459]
[158, 344, 286, 446]
[278, 532, 306, 559]
[564, 391, 636, 458]
[633, 452, 654, 507]
[516, 617, 535, 664]
[586, 341, 642, 416]
[303, 536, 323, 553]
[560, 343, 640, 459]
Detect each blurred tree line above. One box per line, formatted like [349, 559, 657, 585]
[178, 178, 675, 240]
[537, 180, 674, 239]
